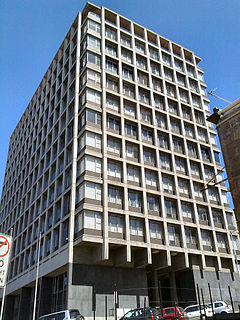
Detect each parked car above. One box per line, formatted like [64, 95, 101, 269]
[184, 304, 213, 320]
[157, 306, 189, 320]
[210, 301, 232, 314]
[120, 307, 158, 320]
[39, 309, 84, 320]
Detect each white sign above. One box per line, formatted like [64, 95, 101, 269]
[0, 234, 12, 287]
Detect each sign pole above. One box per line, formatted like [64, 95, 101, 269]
[0, 230, 13, 320]
[32, 232, 41, 320]
[0, 285, 7, 320]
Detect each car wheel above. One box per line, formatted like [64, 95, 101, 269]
[221, 312, 227, 314]
[76, 316, 85, 320]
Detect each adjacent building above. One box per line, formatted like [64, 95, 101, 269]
[208, 99, 240, 234]
[0, 2, 240, 319]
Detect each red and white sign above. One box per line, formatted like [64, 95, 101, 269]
[0, 234, 12, 287]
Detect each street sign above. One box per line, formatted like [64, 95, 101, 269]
[0, 234, 12, 287]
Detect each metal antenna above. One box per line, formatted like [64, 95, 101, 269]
[208, 88, 232, 104]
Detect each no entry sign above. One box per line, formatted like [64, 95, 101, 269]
[0, 234, 12, 287]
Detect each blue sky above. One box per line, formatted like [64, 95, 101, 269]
[0, 0, 239, 205]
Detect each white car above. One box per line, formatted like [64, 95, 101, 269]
[211, 301, 232, 314]
[184, 304, 213, 320]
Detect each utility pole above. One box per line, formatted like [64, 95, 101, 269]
[32, 232, 42, 320]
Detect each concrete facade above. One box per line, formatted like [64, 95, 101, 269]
[0, 3, 240, 319]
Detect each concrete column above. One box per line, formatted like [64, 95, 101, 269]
[38, 276, 53, 317]
[3, 295, 15, 320]
[169, 271, 178, 304]
[18, 287, 32, 320]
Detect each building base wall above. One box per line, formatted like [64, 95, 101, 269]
[193, 269, 240, 308]
[68, 263, 149, 319]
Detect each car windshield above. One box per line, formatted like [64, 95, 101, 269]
[70, 310, 80, 318]
[124, 310, 136, 318]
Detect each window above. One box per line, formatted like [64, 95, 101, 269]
[186, 64, 195, 77]
[105, 26, 117, 40]
[232, 236, 240, 251]
[168, 226, 180, 244]
[123, 68, 134, 80]
[166, 83, 176, 98]
[201, 231, 212, 247]
[147, 196, 159, 211]
[80, 155, 101, 174]
[216, 233, 226, 249]
[149, 48, 159, 60]
[135, 40, 145, 53]
[107, 161, 121, 178]
[105, 42, 117, 56]
[108, 187, 122, 204]
[128, 191, 141, 208]
[162, 53, 171, 66]
[194, 183, 203, 199]
[145, 170, 157, 187]
[201, 147, 211, 162]
[82, 69, 101, 86]
[214, 152, 221, 164]
[139, 90, 149, 104]
[125, 122, 137, 137]
[85, 52, 101, 66]
[198, 71, 204, 82]
[82, 109, 101, 127]
[168, 100, 178, 114]
[176, 73, 186, 86]
[162, 175, 174, 194]
[173, 138, 184, 154]
[106, 59, 118, 73]
[187, 143, 197, 158]
[174, 58, 183, 71]
[83, 211, 102, 230]
[126, 143, 138, 159]
[178, 179, 189, 196]
[78, 182, 102, 201]
[143, 149, 155, 164]
[137, 56, 147, 70]
[124, 102, 135, 117]
[142, 128, 153, 143]
[127, 166, 140, 183]
[210, 134, 217, 145]
[107, 117, 120, 132]
[160, 153, 171, 170]
[82, 88, 101, 105]
[189, 79, 198, 92]
[80, 131, 101, 150]
[106, 96, 119, 111]
[156, 114, 166, 129]
[181, 202, 193, 219]
[185, 229, 197, 244]
[170, 119, 181, 134]
[106, 77, 118, 91]
[121, 49, 132, 63]
[226, 212, 234, 226]
[138, 72, 148, 85]
[150, 62, 160, 75]
[208, 188, 219, 202]
[123, 83, 134, 97]
[121, 34, 131, 47]
[212, 210, 223, 225]
[108, 215, 124, 233]
[154, 95, 164, 109]
[107, 138, 121, 155]
[179, 89, 189, 103]
[175, 157, 186, 174]
[158, 133, 169, 149]
[152, 78, 162, 92]
[130, 219, 143, 236]
[85, 19, 100, 33]
[149, 222, 162, 239]
[141, 109, 151, 122]
[87, 35, 100, 49]
[192, 94, 201, 107]
[164, 67, 174, 81]
[190, 162, 201, 177]
[197, 206, 208, 222]
[184, 124, 194, 138]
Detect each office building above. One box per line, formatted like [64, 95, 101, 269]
[0, 2, 240, 319]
